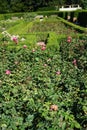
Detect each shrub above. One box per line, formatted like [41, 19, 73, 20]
[0, 35, 87, 130]
[47, 32, 60, 49]
[0, 12, 87, 130]
[59, 35, 87, 129]
[58, 16, 87, 33]
[37, 6, 56, 11]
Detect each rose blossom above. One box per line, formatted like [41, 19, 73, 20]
[23, 45, 27, 48]
[5, 70, 11, 75]
[41, 46, 46, 51]
[44, 64, 47, 67]
[56, 71, 61, 75]
[50, 104, 58, 111]
[37, 42, 46, 47]
[72, 59, 77, 66]
[67, 39, 71, 43]
[67, 36, 72, 43]
[32, 49, 35, 52]
[11, 36, 18, 44]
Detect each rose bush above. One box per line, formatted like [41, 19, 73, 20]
[0, 35, 87, 130]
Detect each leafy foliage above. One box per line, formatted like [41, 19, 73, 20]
[0, 34, 87, 130]
[0, 0, 87, 13]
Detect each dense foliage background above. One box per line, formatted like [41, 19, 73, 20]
[0, 33, 87, 130]
[0, 7, 87, 130]
[0, 0, 87, 13]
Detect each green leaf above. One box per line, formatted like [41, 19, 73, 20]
[62, 122, 66, 130]
[74, 122, 81, 128]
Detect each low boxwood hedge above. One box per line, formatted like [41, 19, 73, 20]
[58, 17, 87, 33]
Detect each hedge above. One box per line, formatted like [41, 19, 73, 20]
[0, 12, 27, 20]
[57, 17, 87, 33]
[57, 10, 87, 27]
[0, 10, 87, 27]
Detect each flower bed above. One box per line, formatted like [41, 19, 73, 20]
[0, 34, 87, 130]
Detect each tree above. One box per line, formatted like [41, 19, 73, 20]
[0, 0, 87, 13]
[80, 0, 87, 9]
[0, 0, 9, 13]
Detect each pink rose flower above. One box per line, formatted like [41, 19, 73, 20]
[23, 45, 27, 48]
[5, 70, 11, 75]
[13, 37, 18, 44]
[32, 49, 35, 52]
[56, 71, 61, 75]
[72, 59, 77, 66]
[37, 42, 46, 47]
[41, 46, 46, 51]
[11, 36, 18, 44]
[67, 36, 72, 43]
[44, 64, 47, 67]
[67, 39, 71, 43]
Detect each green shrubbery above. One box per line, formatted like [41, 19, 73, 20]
[0, 13, 22, 20]
[60, 35, 87, 129]
[0, 10, 87, 30]
[77, 10, 87, 27]
[0, 12, 87, 130]
[37, 6, 56, 11]
[0, 32, 87, 130]
[58, 17, 87, 33]
[57, 10, 87, 28]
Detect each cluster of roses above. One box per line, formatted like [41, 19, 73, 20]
[67, 36, 72, 43]
[67, 36, 77, 66]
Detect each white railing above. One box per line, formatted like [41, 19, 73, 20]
[59, 5, 82, 11]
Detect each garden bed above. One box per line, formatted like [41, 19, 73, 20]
[0, 14, 87, 130]
[0, 33, 87, 130]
